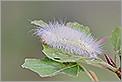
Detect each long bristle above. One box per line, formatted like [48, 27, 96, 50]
[33, 21, 103, 58]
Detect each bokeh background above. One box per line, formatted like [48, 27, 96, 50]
[1, 1, 121, 81]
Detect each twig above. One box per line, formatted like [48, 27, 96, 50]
[91, 61, 121, 79]
[119, 55, 121, 68]
[89, 70, 99, 82]
[115, 67, 121, 79]
[91, 61, 117, 72]
[78, 63, 95, 81]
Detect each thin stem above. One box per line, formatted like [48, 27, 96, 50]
[78, 63, 95, 81]
[115, 67, 121, 79]
[114, 52, 117, 65]
[99, 61, 117, 72]
[89, 70, 99, 82]
[91, 61, 121, 79]
[119, 55, 121, 68]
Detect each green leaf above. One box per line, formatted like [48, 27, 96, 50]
[21, 58, 84, 77]
[61, 62, 84, 77]
[42, 44, 82, 62]
[62, 64, 79, 77]
[83, 26, 91, 35]
[66, 22, 91, 34]
[110, 27, 121, 54]
[31, 20, 48, 27]
[66, 22, 84, 32]
[79, 57, 103, 64]
[31, 20, 91, 34]
[42, 44, 103, 65]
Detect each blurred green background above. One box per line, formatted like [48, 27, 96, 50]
[1, 1, 121, 81]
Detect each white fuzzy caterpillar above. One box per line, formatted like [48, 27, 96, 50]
[33, 21, 107, 58]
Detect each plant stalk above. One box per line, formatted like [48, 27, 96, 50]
[91, 61, 121, 79]
[78, 63, 95, 81]
[89, 70, 99, 82]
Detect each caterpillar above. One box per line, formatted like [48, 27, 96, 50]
[33, 21, 107, 58]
